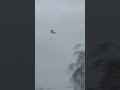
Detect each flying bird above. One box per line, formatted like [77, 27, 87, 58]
[50, 29, 56, 34]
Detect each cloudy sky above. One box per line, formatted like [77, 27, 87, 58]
[35, 0, 85, 89]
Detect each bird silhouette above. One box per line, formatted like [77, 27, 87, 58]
[50, 29, 56, 34]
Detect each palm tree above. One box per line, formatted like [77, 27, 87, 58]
[68, 44, 85, 90]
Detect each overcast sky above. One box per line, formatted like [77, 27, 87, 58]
[35, 0, 85, 90]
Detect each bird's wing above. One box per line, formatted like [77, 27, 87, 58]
[51, 30, 53, 32]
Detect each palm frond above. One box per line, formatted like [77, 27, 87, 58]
[74, 44, 82, 50]
[68, 63, 76, 71]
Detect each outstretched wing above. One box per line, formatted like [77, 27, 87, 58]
[50, 30, 53, 33]
[50, 29, 56, 34]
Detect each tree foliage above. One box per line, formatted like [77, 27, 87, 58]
[68, 44, 85, 90]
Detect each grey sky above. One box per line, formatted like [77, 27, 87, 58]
[35, 0, 85, 89]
